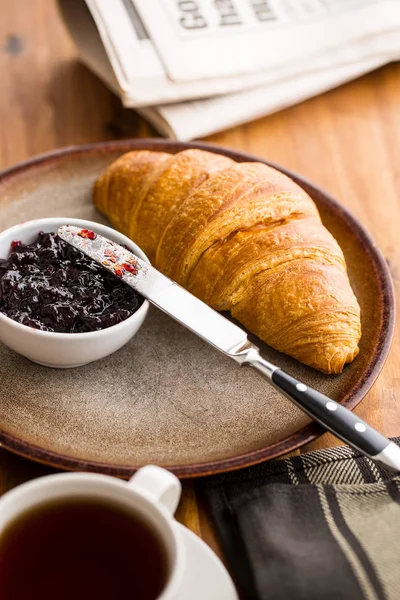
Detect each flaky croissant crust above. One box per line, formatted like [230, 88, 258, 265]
[93, 149, 361, 374]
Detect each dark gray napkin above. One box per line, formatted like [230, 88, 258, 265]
[199, 440, 400, 600]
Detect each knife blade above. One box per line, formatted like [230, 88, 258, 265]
[58, 225, 400, 472]
[58, 225, 249, 359]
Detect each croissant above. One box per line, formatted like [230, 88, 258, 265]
[93, 149, 361, 374]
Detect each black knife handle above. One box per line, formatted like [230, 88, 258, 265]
[271, 369, 388, 456]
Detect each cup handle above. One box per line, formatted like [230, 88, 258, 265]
[127, 465, 181, 515]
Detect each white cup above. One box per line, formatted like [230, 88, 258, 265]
[0, 466, 185, 599]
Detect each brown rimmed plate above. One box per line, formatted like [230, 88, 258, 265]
[0, 140, 395, 478]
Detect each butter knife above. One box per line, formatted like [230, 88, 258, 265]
[58, 225, 400, 472]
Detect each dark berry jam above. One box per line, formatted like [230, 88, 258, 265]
[0, 232, 144, 333]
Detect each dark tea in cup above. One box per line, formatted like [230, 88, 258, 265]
[0, 496, 170, 600]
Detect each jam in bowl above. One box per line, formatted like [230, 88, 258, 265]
[0, 231, 144, 333]
[0, 218, 149, 368]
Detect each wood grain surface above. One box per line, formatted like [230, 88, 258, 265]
[1, 0, 399, 578]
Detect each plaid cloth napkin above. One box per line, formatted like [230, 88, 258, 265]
[199, 439, 400, 600]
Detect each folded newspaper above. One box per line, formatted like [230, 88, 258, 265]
[58, 0, 400, 140]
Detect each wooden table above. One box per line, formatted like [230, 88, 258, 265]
[1, 0, 399, 576]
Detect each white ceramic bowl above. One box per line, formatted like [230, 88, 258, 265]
[0, 218, 149, 368]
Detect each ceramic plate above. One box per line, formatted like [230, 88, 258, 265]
[0, 140, 395, 477]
